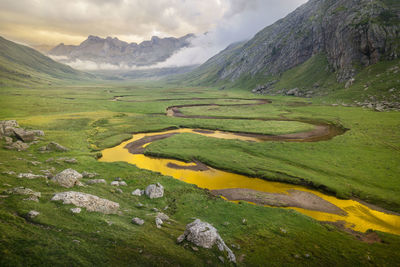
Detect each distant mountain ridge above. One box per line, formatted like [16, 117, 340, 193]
[0, 36, 92, 86]
[187, 0, 400, 85]
[49, 34, 194, 67]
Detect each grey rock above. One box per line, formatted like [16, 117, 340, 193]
[17, 173, 45, 179]
[86, 179, 106, 185]
[51, 191, 119, 214]
[145, 183, 164, 199]
[5, 140, 29, 151]
[155, 217, 163, 228]
[39, 142, 68, 152]
[132, 217, 145, 225]
[27, 210, 40, 218]
[156, 212, 169, 221]
[13, 128, 36, 142]
[70, 207, 82, 214]
[81, 171, 98, 178]
[119, 181, 127, 186]
[177, 219, 236, 263]
[131, 189, 143, 196]
[52, 168, 83, 188]
[4, 136, 13, 144]
[6, 187, 41, 201]
[110, 181, 120, 186]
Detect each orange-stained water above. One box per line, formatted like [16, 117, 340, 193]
[99, 129, 400, 235]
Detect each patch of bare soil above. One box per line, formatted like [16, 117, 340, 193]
[211, 188, 347, 215]
[323, 221, 383, 244]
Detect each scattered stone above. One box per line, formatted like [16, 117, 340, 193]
[30, 161, 41, 166]
[2, 171, 16, 175]
[72, 240, 80, 244]
[294, 254, 300, 259]
[280, 228, 287, 234]
[286, 88, 300, 96]
[45, 158, 54, 163]
[155, 217, 163, 228]
[5, 140, 29, 151]
[57, 157, 77, 164]
[218, 256, 225, 263]
[152, 208, 159, 212]
[242, 218, 247, 225]
[136, 202, 144, 208]
[70, 207, 82, 214]
[40, 168, 55, 178]
[51, 191, 119, 214]
[132, 217, 145, 225]
[163, 206, 169, 211]
[39, 142, 68, 152]
[119, 181, 127, 186]
[86, 179, 106, 185]
[177, 219, 236, 263]
[52, 168, 83, 188]
[31, 130, 44, 136]
[81, 171, 98, 178]
[157, 212, 169, 221]
[6, 187, 41, 202]
[114, 177, 122, 181]
[24, 195, 40, 202]
[27, 210, 40, 218]
[192, 246, 199, 251]
[145, 183, 164, 199]
[115, 188, 123, 194]
[223, 222, 230, 226]
[17, 173, 45, 179]
[110, 181, 119, 186]
[131, 189, 144, 196]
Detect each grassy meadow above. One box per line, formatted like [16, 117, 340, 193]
[0, 81, 400, 266]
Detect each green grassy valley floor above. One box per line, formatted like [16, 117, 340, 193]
[0, 82, 400, 266]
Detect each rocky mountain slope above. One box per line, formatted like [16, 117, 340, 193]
[49, 34, 194, 67]
[0, 36, 92, 85]
[187, 0, 400, 86]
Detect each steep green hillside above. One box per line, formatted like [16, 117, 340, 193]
[183, 0, 400, 102]
[0, 36, 93, 86]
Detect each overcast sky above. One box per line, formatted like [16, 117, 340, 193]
[0, 0, 307, 69]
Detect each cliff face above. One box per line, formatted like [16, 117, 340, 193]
[196, 0, 400, 83]
[49, 34, 194, 67]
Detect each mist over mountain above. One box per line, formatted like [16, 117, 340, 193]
[49, 34, 194, 70]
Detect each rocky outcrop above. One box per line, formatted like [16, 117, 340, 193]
[1, 120, 44, 151]
[145, 183, 164, 199]
[177, 219, 236, 263]
[192, 0, 400, 83]
[51, 191, 119, 214]
[49, 34, 194, 67]
[52, 169, 83, 188]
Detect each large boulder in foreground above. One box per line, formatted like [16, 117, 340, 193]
[52, 169, 83, 188]
[145, 183, 164, 199]
[177, 219, 236, 263]
[51, 191, 119, 214]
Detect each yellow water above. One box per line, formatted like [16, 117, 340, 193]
[99, 129, 400, 235]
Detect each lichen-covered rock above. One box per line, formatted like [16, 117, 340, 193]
[51, 191, 119, 214]
[145, 183, 164, 199]
[52, 168, 83, 188]
[177, 219, 236, 263]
